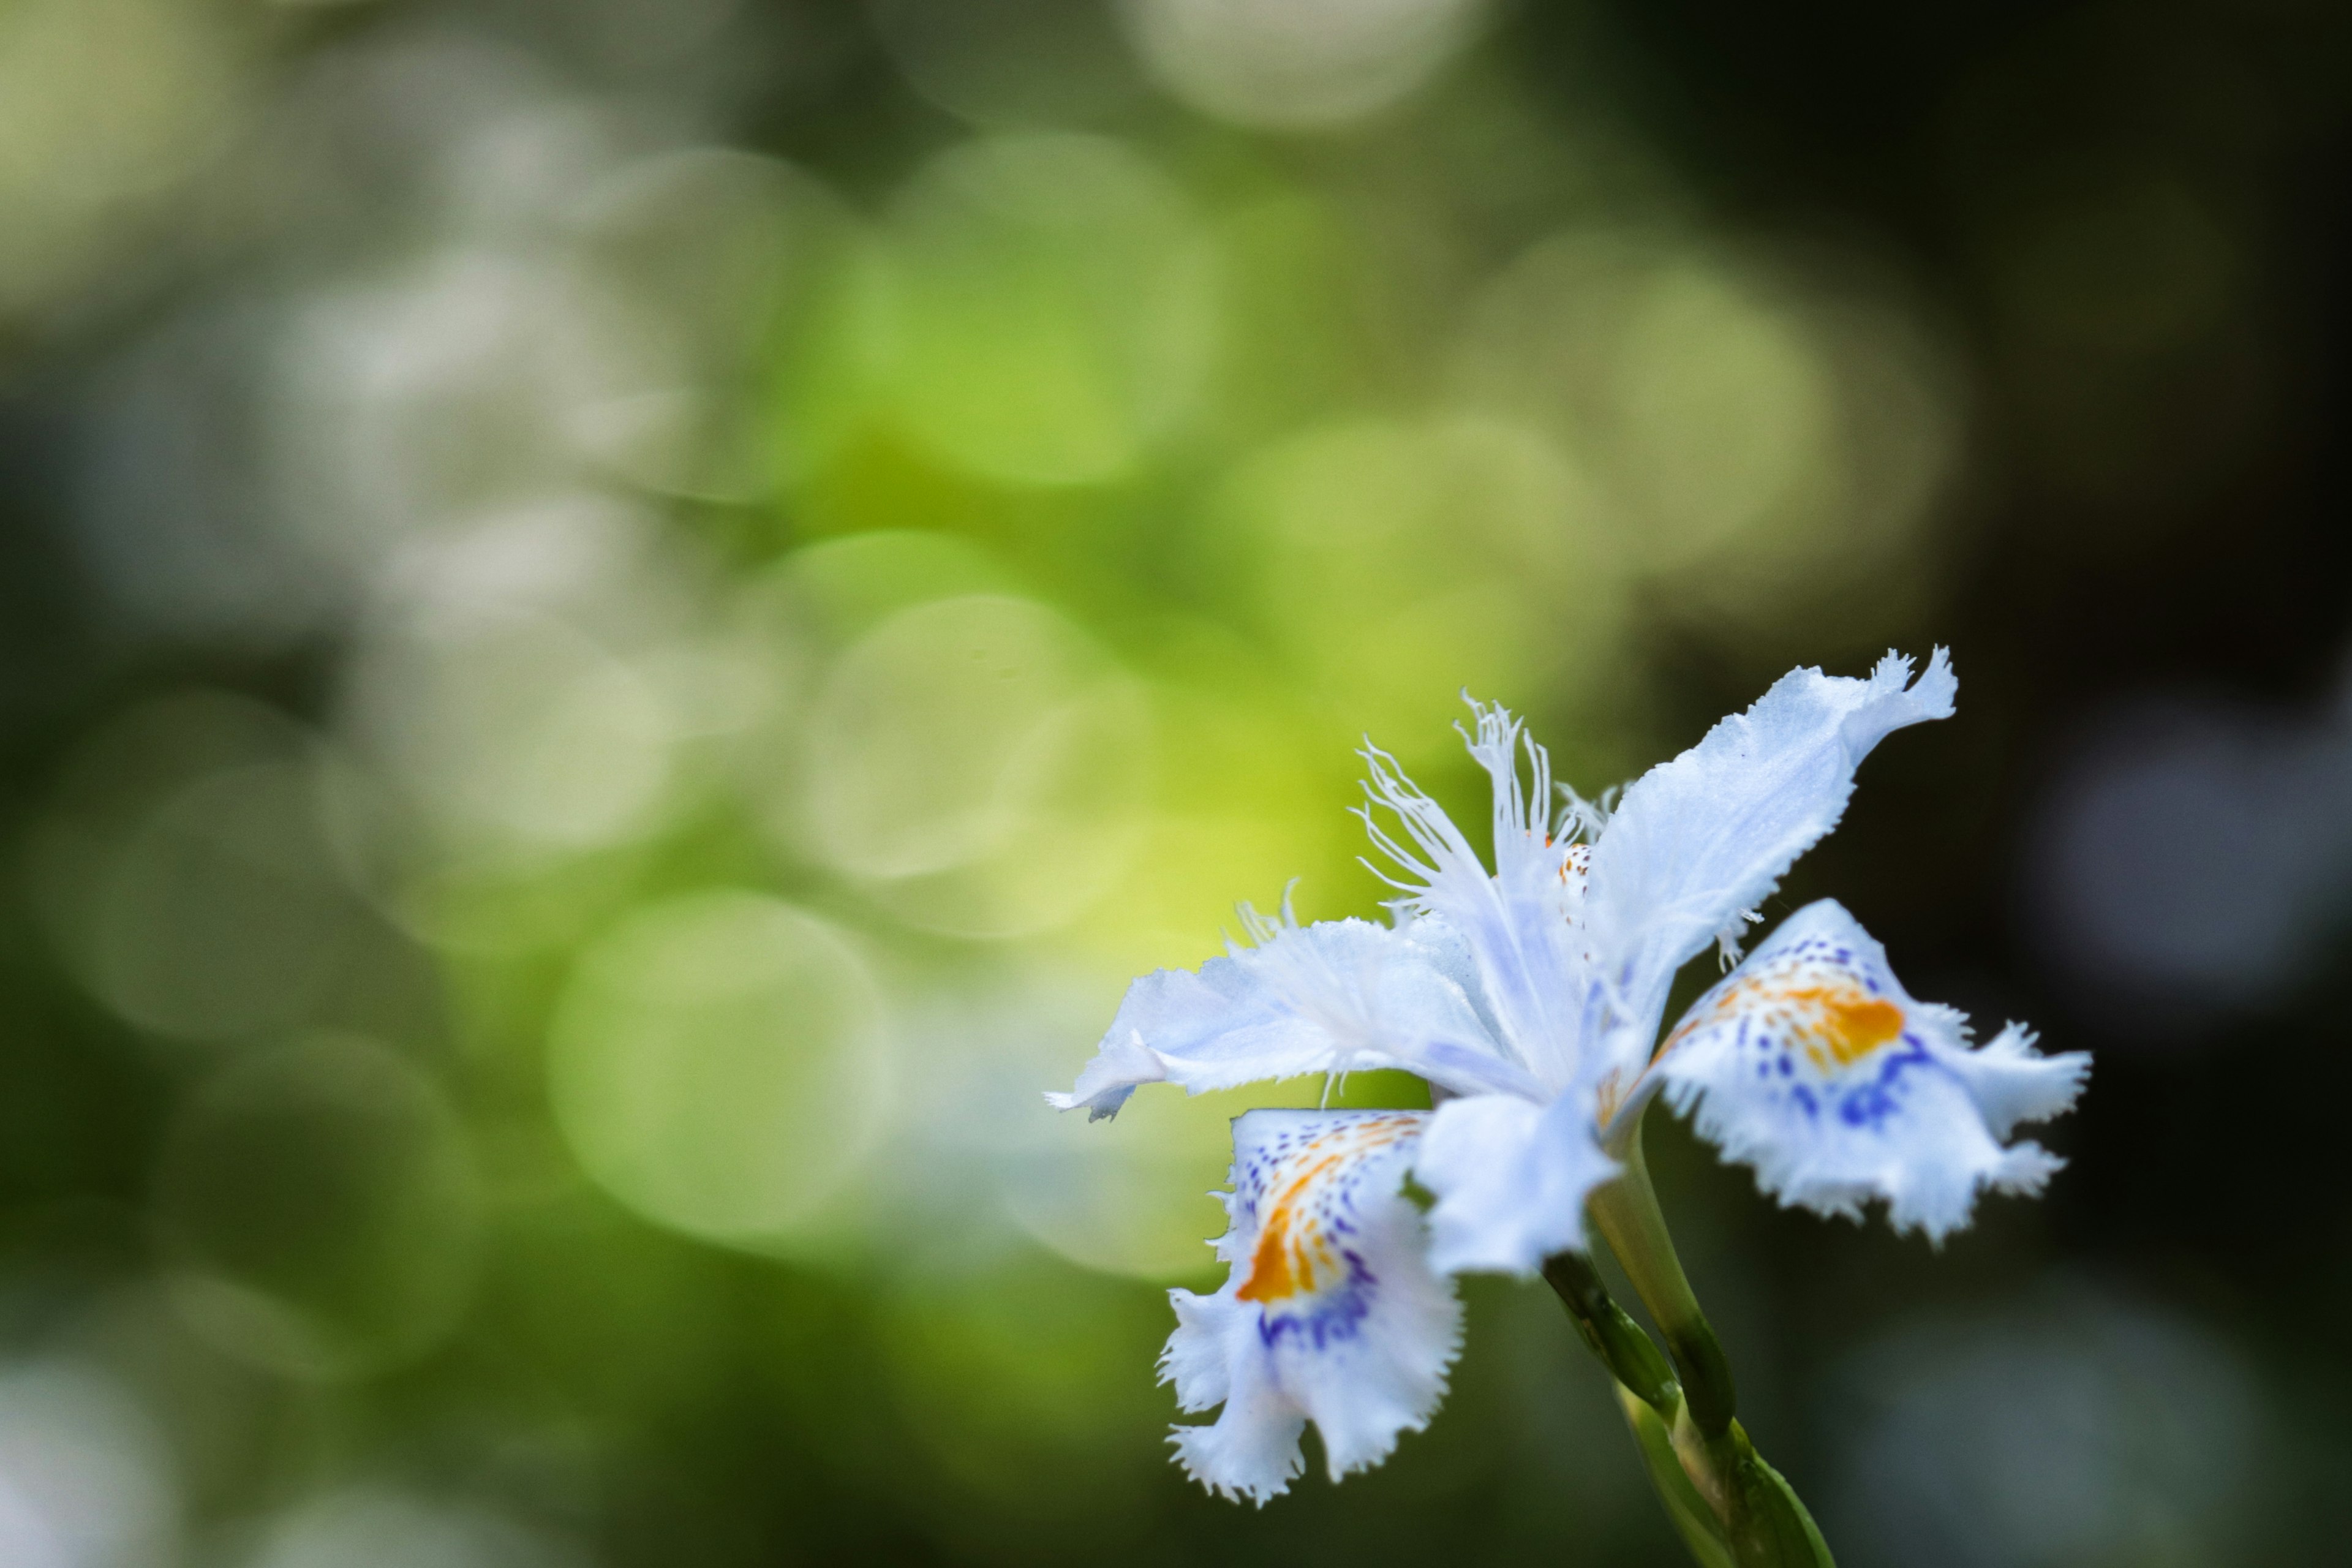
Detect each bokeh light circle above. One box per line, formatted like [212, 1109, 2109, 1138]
[347, 595, 681, 866]
[1456, 230, 1961, 621]
[154, 1035, 484, 1381]
[548, 892, 890, 1247]
[883, 133, 1213, 485]
[92, 762, 364, 1043]
[0, 1362, 177, 1568]
[870, 0, 1148, 129]
[1458, 235, 1835, 567]
[1212, 413, 1602, 753]
[800, 594, 1153, 938]
[26, 691, 381, 1044]
[570, 146, 861, 501]
[1116, 0, 1487, 130]
[0, 0, 247, 321]
[246, 1488, 584, 1568]
[266, 250, 658, 565]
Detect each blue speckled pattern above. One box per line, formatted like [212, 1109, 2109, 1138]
[1655, 899, 2089, 1239]
[1159, 1107, 1461, 1503]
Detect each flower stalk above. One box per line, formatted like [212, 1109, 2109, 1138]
[1615, 1387, 1736, 1568]
[1550, 1107, 1833, 1567]
[1588, 1115, 1738, 1436]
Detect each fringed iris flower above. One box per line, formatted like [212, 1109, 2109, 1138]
[1048, 651, 2089, 1512]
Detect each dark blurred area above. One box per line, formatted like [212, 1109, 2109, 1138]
[1, 1, 2346, 1564]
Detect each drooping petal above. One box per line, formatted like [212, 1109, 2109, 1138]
[1163, 1110, 1461, 1502]
[1651, 899, 2090, 1240]
[1584, 650, 1958, 1071]
[1047, 916, 1532, 1120]
[1413, 1090, 1617, 1275]
[1360, 703, 1594, 1093]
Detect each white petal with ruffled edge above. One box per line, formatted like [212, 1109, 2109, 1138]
[1163, 1109, 1461, 1502]
[1651, 899, 2090, 1240]
[1585, 650, 1958, 1077]
[1047, 917, 1534, 1121]
[1412, 1090, 1616, 1275]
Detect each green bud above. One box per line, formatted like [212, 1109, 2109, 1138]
[1542, 1248, 1679, 1414]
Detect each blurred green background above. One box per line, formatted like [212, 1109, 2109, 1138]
[2, 1, 2349, 1564]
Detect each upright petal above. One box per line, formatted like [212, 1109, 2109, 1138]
[1584, 650, 1958, 1066]
[1412, 1090, 1617, 1276]
[1047, 916, 1533, 1120]
[1651, 899, 2090, 1240]
[1359, 703, 1593, 1093]
[1163, 1109, 1461, 1502]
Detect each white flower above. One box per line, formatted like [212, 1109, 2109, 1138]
[1049, 650, 2090, 1501]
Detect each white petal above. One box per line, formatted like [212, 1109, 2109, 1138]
[1412, 1090, 1616, 1276]
[1360, 703, 1596, 1092]
[1653, 900, 2090, 1242]
[1940, 1024, 2091, 1140]
[1042, 1027, 1165, 1120]
[1163, 1109, 1461, 1502]
[1048, 918, 1534, 1118]
[1585, 650, 1957, 1066]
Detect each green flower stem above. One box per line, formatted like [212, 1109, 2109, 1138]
[1615, 1385, 1735, 1568]
[1586, 1112, 1739, 1437]
[1718, 1423, 1836, 1566]
[1542, 1102, 1836, 1567]
[1547, 1260, 1834, 1568]
[1675, 1414, 1836, 1567]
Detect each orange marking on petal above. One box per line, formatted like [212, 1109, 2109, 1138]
[1232, 1116, 1420, 1304]
[1236, 1152, 1344, 1303]
[1789, 987, 1905, 1066]
[1236, 1206, 1304, 1302]
[1657, 975, 1907, 1071]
